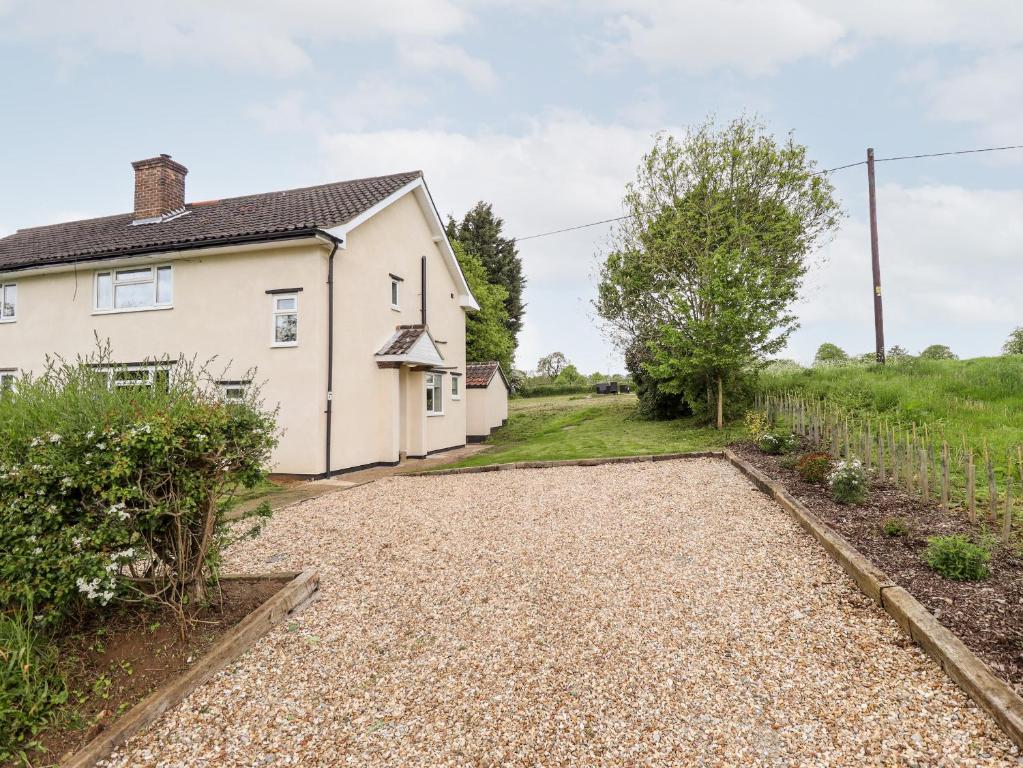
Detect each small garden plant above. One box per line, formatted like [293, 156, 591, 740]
[881, 518, 909, 537]
[796, 452, 833, 484]
[827, 459, 868, 504]
[759, 431, 796, 456]
[743, 409, 769, 442]
[924, 535, 990, 581]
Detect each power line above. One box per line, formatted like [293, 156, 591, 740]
[514, 142, 1023, 242]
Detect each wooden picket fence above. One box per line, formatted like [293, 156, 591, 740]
[755, 391, 1022, 543]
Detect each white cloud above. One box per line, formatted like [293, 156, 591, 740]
[584, 0, 1023, 75]
[398, 40, 496, 89]
[925, 50, 1023, 145]
[787, 182, 1023, 362]
[0, 0, 476, 78]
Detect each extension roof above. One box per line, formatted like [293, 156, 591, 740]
[0, 171, 422, 273]
[466, 361, 509, 389]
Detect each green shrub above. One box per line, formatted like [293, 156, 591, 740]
[796, 452, 833, 484]
[743, 409, 769, 442]
[0, 609, 67, 761]
[882, 518, 909, 537]
[779, 454, 800, 470]
[759, 431, 796, 455]
[0, 345, 278, 627]
[924, 535, 990, 581]
[827, 459, 868, 504]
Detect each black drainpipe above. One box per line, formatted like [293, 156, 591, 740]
[420, 255, 427, 326]
[320, 232, 341, 477]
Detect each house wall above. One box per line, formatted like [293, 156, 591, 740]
[0, 241, 328, 474]
[467, 377, 509, 438]
[0, 188, 471, 475]
[330, 191, 467, 466]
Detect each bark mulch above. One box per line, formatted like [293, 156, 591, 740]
[6, 577, 288, 768]
[732, 441, 1023, 697]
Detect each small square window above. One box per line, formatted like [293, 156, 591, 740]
[272, 294, 299, 346]
[220, 382, 249, 401]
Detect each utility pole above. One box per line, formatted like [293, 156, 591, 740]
[867, 147, 886, 364]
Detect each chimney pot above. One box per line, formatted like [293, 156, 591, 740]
[132, 154, 188, 221]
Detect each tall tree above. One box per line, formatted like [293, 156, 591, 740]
[453, 242, 514, 372]
[597, 118, 840, 427]
[536, 351, 568, 378]
[447, 202, 526, 347]
[1003, 326, 1023, 355]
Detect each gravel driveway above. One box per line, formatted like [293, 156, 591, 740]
[105, 459, 1021, 767]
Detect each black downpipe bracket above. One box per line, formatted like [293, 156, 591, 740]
[323, 234, 340, 476]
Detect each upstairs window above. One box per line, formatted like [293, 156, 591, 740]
[0, 284, 16, 322]
[95, 266, 172, 312]
[426, 372, 443, 415]
[272, 294, 298, 347]
[389, 274, 403, 310]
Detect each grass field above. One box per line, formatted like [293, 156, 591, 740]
[441, 393, 742, 468]
[760, 356, 1023, 463]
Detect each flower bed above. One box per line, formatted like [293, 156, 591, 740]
[731, 440, 1023, 696]
[0, 576, 288, 768]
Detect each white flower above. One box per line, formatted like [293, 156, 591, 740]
[95, 442, 107, 450]
[49, 433, 62, 444]
[30, 437, 41, 447]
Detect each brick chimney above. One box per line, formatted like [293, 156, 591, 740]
[131, 154, 188, 221]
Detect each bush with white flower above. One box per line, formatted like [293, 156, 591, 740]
[758, 430, 797, 455]
[827, 459, 869, 505]
[0, 343, 278, 628]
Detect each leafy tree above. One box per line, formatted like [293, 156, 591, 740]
[814, 343, 848, 366]
[886, 345, 913, 362]
[555, 364, 585, 386]
[1003, 326, 1023, 355]
[447, 202, 526, 348]
[920, 344, 957, 360]
[597, 118, 840, 427]
[536, 351, 568, 378]
[453, 242, 514, 371]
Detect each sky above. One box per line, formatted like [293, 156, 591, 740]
[1, 0, 1022, 373]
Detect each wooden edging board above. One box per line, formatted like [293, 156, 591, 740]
[61, 569, 321, 768]
[722, 448, 1023, 750]
[419, 450, 725, 476]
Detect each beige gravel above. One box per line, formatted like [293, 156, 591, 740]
[104, 459, 1022, 767]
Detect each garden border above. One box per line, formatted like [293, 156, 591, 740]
[419, 450, 725, 475]
[60, 569, 320, 768]
[723, 448, 1023, 750]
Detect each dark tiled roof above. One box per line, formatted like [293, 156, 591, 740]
[466, 361, 506, 388]
[376, 325, 427, 356]
[0, 171, 422, 273]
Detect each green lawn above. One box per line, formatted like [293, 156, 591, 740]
[441, 393, 742, 468]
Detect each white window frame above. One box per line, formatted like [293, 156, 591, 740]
[0, 369, 17, 394]
[219, 381, 249, 402]
[390, 277, 401, 311]
[95, 363, 173, 390]
[94, 265, 173, 314]
[451, 373, 461, 400]
[0, 283, 16, 323]
[271, 293, 299, 348]
[426, 372, 444, 416]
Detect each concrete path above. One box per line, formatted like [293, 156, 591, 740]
[107, 459, 1021, 767]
